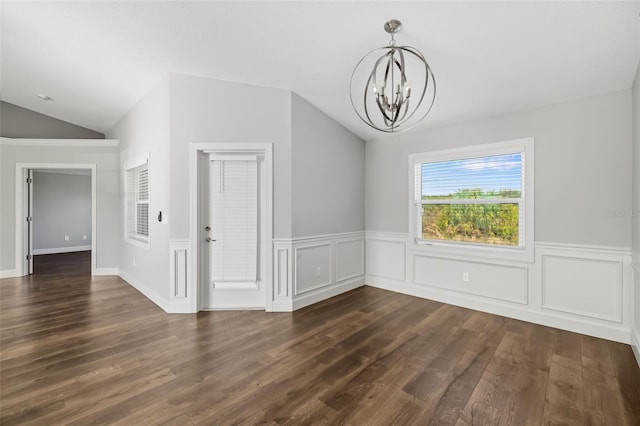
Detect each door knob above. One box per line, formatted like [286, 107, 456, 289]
[205, 226, 211, 231]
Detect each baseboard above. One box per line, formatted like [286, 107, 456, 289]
[0, 269, 20, 279]
[118, 269, 171, 313]
[632, 326, 640, 368]
[366, 276, 631, 344]
[293, 276, 365, 311]
[33, 245, 91, 255]
[93, 267, 119, 276]
[271, 299, 294, 312]
[118, 269, 195, 314]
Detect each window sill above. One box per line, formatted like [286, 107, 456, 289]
[125, 237, 150, 250]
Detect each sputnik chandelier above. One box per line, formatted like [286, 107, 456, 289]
[350, 19, 436, 133]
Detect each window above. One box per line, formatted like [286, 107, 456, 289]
[125, 160, 149, 245]
[410, 138, 534, 260]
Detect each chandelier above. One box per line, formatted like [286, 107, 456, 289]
[350, 19, 436, 133]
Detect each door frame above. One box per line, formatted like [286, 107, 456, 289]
[15, 163, 97, 276]
[189, 143, 274, 312]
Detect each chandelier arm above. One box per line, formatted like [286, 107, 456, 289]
[363, 70, 376, 127]
[351, 46, 393, 127]
[383, 52, 394, 110]
[398, 98, 411, 122]
[375, 92, 395, 125]
[389, 46, 434, 126]
[374, 50, 394, 110]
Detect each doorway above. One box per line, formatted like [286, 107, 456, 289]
[31, 169, 92, 275]
[16, 163, 97, 276]
[190, 143, 273, 312]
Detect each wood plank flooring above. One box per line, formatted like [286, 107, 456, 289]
[1, 252, 639, 425]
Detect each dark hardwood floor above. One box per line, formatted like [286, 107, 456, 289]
[1, 252, 639, 425]
[33, 251, 91, 275]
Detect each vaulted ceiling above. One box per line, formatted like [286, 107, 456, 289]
[2, 1, 639, 140]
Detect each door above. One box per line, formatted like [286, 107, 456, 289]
[27, 169, 34, 274]
[202, 153, 266, 309]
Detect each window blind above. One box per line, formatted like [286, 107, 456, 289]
[414, 151, 526, 247]
[126, 163, 149, 242]
[210, 157, 258, 287]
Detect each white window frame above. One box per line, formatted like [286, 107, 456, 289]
[408, 138, 534, 263]
[124, 154, 150, 249]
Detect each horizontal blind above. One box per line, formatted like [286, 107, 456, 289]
[421, 153, 523, 199]
[137, 167, 149, 237]
[126, 163, 149, 242]
[210, 157, 258, 286]
[415, 150, 526, 247]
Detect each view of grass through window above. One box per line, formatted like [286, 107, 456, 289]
[419, 152, 523, 246]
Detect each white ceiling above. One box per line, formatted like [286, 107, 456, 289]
[1, 1, 639, 141]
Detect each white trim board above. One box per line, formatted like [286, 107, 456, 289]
[0, 270, 20, 279]
[94, 268, 119, 276]
[118, 269, 170, 312]
[632, 326, 640, 368]
[0, 137, 119, 147]
[33, 245, 91, 255]
[293, 277, 364, 311]
[273, 231, 365, 244]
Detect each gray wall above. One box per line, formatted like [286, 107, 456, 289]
[169, 72, 292, 239]
[107, 75, 171, 300]
[291, 93, 365, 237]
[107, 72, 293, 303]
[0, 144, 119, 272]
[366, 90, 632, 248]
[33, 171, 92, 252]
[1, 101, 105, 139]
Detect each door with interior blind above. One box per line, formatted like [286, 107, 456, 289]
[202, 153, 266, 309]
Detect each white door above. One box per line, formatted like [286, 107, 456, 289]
[27, 169, 34, 274]
[202, 153, 266, 309]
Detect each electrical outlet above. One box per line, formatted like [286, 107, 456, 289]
[82, 235, 87, 240]
[133, 258, 136, 267]
[64, 235, 69, 241]
[462, 272, 469, 282]
[315, 267, 321, 277]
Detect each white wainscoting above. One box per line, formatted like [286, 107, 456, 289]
[295, 243, 333, 295]
[119, 268, 171, 313]
[632, 263, 640, 367]
[365, 232, 633, 344]
[366, 233, 406, 281]
[541, 255, 622, 322]
[272, 232, 365, 312]
[169, 240, 192, 313]
[0, 269, 20, 279]
[412, 255, 528, 305]
[94, 267, 119, 276]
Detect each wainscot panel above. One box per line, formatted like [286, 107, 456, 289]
[542, 255, 622, 322]
[273, 232, 365, 311]
[295, 243, 333, 295]
[365, 232, 633, 344]
[365, 233, 406, 281]
[413, 255, 528, 304]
